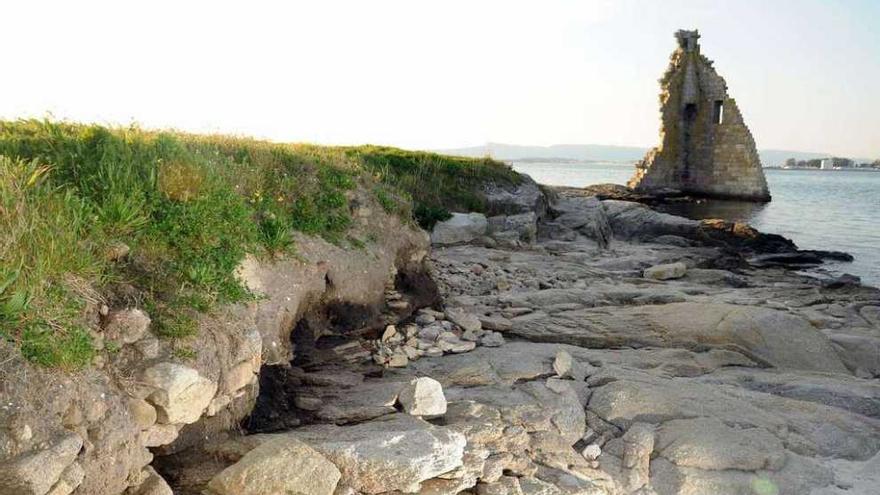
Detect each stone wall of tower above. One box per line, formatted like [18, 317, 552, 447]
[628, 30, 771, 202]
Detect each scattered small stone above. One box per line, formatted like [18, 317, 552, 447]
[415, 314, 435, 325]
[381, 325, 397, 342]
[581, 427, 598, 445]
[581, 443, 602, 461]
[11, 423, 32, 443]
[471, 264, 485, 275]
[403, 325, 419, 338]
[419, 324, 444, 341]
[461, 329, 482, 342]
[643, 262, 687, 281]
[419, 308, 446, 319]
[479, 331, 505, 347]
[478, 315, 513, 332]
[438, 332, 477, 353]
[387, 349, 409, 368]
[553, 350, 574, 378]
[134, 336, 160, 359]
[445, 308, 482, 333]
[398, 377, 447, 416]
[423, 347, 444, 358]
[105, 241, 131, 261]
[388, 300, 409, 311]
[403, 345, 421, 361]
[103, 308, 151, 344]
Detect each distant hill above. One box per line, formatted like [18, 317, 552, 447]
[437, 143, 646, 163]
[438, 143, 844, 168]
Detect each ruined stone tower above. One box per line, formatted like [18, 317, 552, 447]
[628, 30, 771, 201]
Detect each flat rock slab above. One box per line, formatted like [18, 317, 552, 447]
[655, 417, 785, 471]
[508, 302, 849, 374]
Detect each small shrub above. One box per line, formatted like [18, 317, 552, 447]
[258, 213, 293, 254]
[158, 160, 204, 202]
[414, 204, 452, 230]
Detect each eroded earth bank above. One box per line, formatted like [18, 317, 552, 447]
[4, 178, 880, 495]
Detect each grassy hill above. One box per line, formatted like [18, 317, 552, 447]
[0, 119, 518, 368]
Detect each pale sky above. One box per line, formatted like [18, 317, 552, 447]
[2, 0, 878, 158]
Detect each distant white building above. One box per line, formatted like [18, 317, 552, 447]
[820, 158, 835, 170]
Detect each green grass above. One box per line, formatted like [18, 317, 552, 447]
[348, 145, 520, 228]
[0, 119, 518, 368]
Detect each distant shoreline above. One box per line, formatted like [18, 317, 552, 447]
[765, 166, 880, 172]
[507, 159, 880, 172]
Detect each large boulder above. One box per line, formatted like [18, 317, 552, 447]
[484, 174, 548, 219]
[602, 200, 699, 241]
[431, 213, 488, 246]
[206, 436, 341, 495]
[289, 414, 466, 494]
[552, 196, 612, 248]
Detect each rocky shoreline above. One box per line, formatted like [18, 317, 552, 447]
[3, 177, 879, 495]
[164, 181, 880, 494]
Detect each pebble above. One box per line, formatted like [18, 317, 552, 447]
[480, 331, 505, 347]
[381, 325, 397, 342]
[581, 444, 602, 461]
[387, 350, 409, 368]
[553, 350, 574, 378]
[415, 314, 436, 325]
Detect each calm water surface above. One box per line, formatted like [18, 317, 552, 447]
[511, 162, 880, 286]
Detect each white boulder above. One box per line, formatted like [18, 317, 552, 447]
[398, 377, 447, 416]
